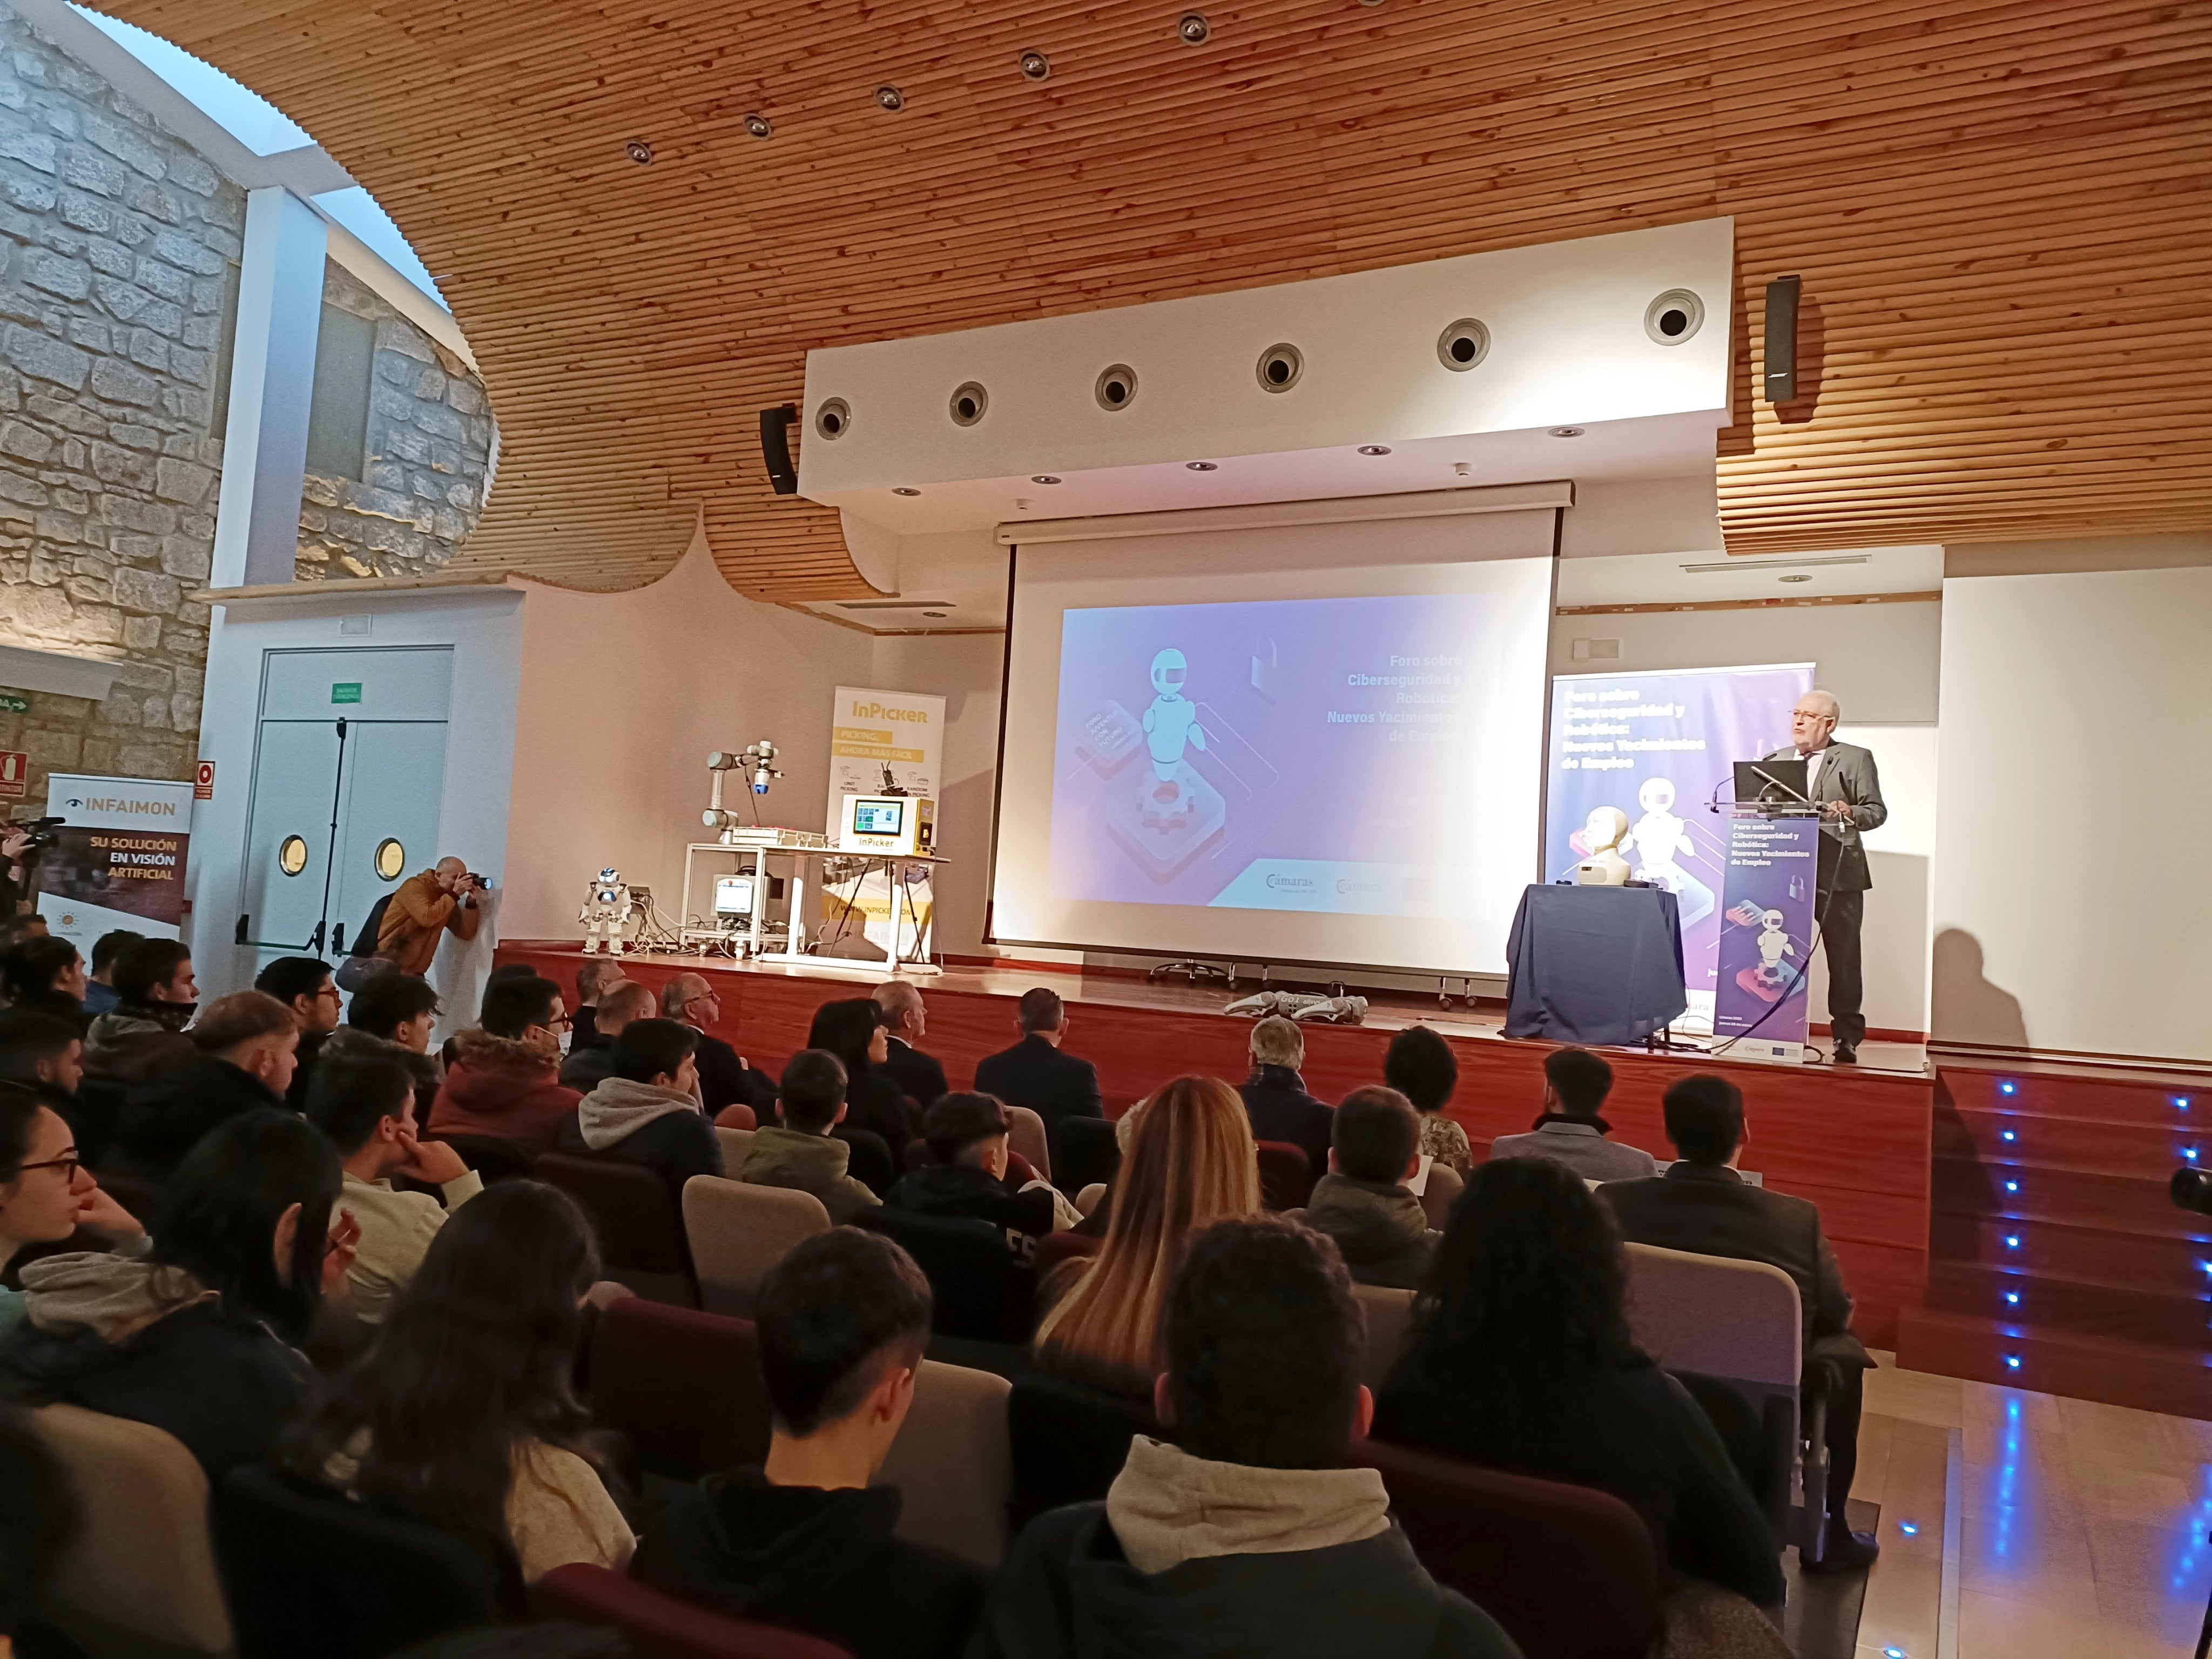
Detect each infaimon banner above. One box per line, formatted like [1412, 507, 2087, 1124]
[36, 773, 196, 952]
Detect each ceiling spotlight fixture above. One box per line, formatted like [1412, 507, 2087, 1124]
[743, 113, 772, 139]
[624, 138, 654, 165]
[1178, 11, 1211, 44]
[1020, 49, 1051, 80]
[923, 610, 948, 618]
[875, 85, 905, 112]
[892, 487, 921, 497]
[1095, 363, 1138, 412]
[1778, 573, 1813, 583]
[1030, 475, 1062, 484]
[1548, 426, 1585, 438]
[1186, 461, 1219, 471]
[1357, 444, 1392, 456]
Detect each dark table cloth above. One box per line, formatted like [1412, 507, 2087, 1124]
[1502, 884, 1687, 1045]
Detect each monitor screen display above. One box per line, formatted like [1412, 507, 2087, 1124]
[853, 800, 905, 837]
[713, 875, 755, 915]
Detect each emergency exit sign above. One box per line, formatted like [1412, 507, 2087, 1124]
[0, 692, 29, 713]
[331, 682, 362, 704]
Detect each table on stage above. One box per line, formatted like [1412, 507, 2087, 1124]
[1502, 883, 1688, 1046]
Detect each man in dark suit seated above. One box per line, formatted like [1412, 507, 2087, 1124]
[1601, 1073, 1878, 1573]
[1235, 1015, 1332, 1181]
[973, 988, 1102, 1136]
[873, 980, 948, 1110]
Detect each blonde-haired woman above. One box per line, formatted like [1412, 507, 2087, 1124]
[1033, 1075, 1260, 1395]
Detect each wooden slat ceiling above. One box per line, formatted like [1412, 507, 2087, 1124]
[109, 0, 2212, 596]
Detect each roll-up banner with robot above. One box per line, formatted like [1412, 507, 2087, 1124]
[35, 773, 197, 955]
[821, 687, 946, 962]
[1543, 664, 1811, 1033]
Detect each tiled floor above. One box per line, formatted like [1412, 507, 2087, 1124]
[1859, 1359, 2212, 1659]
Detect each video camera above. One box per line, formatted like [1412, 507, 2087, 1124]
[8, 815, 63, 855]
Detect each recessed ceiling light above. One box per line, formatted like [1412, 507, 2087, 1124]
[743, 113, 772, 139]
[1019, 49, 1051, 80]
[1186, 461, 1218, 471]
[1778, 573, 1813, 583]
[1178, 12, 1211, 45]
[624, 139, 653, 165]
[1031, 475, 1062, 484]
[891, 487, 921, 497]
[1548, 426, 1584, 438]
[1357, 444, 1391, 456]
[875, 85, 905, 112]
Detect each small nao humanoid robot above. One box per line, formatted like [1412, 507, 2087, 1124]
[1141, 647, 1209, 804]
[579, 868, 633, 956]
[1754, 908, 1796, 987]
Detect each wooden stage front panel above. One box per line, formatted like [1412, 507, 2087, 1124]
[497, 944, 1933, 1348]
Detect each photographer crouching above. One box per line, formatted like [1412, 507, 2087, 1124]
[376, 857, 486, 977]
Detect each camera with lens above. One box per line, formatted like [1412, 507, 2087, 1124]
[10, 815, 63, 855]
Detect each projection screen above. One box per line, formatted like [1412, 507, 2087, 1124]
[987, 503, 1557, 977]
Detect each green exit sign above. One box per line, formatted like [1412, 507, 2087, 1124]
[331, 682, 362, 705]
[0, 692, 29, 714]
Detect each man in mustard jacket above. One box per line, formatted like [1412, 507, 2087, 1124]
[377, 858, 483, 976]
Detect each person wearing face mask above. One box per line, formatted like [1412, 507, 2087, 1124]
[427, 975, 580, 1162]
[82, 938, 198, 1087]
[111, 992, 302, 1182]
[0, 1082, 147, 1340]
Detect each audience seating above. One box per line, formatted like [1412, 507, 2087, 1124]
[537, 1152, 699, 1306]
[875, 1358, 1013, 1568]
[1050, 1116, 1120, 1198]
[534, 1564, 853, 1658]
[682, 1175, 830, 1318]
[1003, 1104, 1050, 1182]
[714, 1125, 755, 1168]
[215, 1463, 518, 1659]
[1255, 1138, 1313, 1210]
[1074, 1181, 1107, 1217]
[430, 1132, 534, 1184]
[1350, 1438, 1662, 1659]
[1034, 1229, 1102, 1278]
[1008, 1369, 1164, 1528]
[1352, 1282, 1417, 1392]
[586, 1298, 772, 1479]
[713, 1103, 758, 1131]
[854, 1208, 1035, 1343]
[1622, 1240, 1809, 1553]
[30, 1402, 232, 1654]
[1419, 1159, 1464, 1230]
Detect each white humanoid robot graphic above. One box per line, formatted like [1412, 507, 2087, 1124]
[1753, 908, 1796, 987]
[579, 868, 633, 956]
[1141, 648, 1209, 805]
[1626, 776, 1716, 925]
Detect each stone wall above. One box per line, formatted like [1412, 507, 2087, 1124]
[0, 6, 238, 794]
[297, 258, 490, 579]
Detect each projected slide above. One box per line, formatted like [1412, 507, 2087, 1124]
[1048, 593, 1495, 919]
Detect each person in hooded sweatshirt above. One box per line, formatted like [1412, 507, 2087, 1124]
[977, 1213, 1519, 1659]
[631, 1228, 987, 1659]
[1290, 1087, 1437, 1291]
[734, 1050, 880, 1224]
[428, 976, 579, 1162]
[111, 991, 301, 1181]
[80, 938, 198, 1088]
[556, 1018, 721, 1197]
[886, 1091, 1076, 1238]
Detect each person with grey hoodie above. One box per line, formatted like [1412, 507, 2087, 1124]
[735, 1050, 879, 1224]
[555, 1019, 721, 1198]
[1291, 1088, 1438, 1291]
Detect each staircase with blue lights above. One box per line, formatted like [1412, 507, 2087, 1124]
[1896, 1063, 2212, 1419]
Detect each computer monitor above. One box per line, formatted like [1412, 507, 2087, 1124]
[713, 875, 755, 916]
[852, 799, 905, 837]
[1734, 757, 1808, 805]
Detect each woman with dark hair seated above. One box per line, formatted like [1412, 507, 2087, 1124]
[806, 998, 919, 1168]
[0, 1076, 148, 1339]
[0, 937, 88, 1032]
[1382, 1025, 1469, 1175]
[1374, 1156, 1784, 1614]
[0, 1108, 354, 1482]
[286, 1180, 633, 1584]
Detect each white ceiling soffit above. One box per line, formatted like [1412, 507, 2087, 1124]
[1555, 545, 1945, 608]
[0, 642, 123, 702]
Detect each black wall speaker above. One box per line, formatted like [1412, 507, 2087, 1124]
[759, 403, 799, 494]
[1764, 275, 1802, 402]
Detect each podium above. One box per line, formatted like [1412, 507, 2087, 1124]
[1710, 801, 1821, 1063]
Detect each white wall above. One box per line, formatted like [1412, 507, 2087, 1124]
[1933, 565, 2212, 1062]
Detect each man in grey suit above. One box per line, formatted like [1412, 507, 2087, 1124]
[1764, 690, 1886, 1063]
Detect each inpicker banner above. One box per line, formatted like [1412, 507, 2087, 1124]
[1545, 663, 1810, 1032]
[36, 772, 195, 953]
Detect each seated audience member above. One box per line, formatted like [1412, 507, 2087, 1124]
[81, 928, 143, 1019]
[807, 997, 918, 1162]
[428, 975, 579, 1161]
[1, 1079, 146, 1338]
[1384, 1025, 1471, 1175]
[286, 1181, 633, 1583]
[377, 857, 484, 977]
[1293, 1087, 1435, 1289]
[0, 1009, 97, 1169]
[0, 1109, 350, 1483]
[254, 955, 342, 1111]
[569, 957, 626, 1053]
[559, 979, 653, 1094]
[82, 938, 197, 1085]
[1, 937, 87, 1030]
[1488, 1047, 1658, 1184]
[1033, 1076, 1259, 1397]
[975, 988, 1103, 1136]
[873, 980, 948, 1109]
[309, 1052, 483, 1324]
[556, 1017, 722, 1195]
[1602, 1074, 1876, 1571]
[347, 970, 443, 1054]
[889, 1091, 1071, 1237]
[1236, 1015, 1333, 1184]
[0, 1401, 80, 1659]
[1377, 1156, 1784, 1610]
[980, 1215, 1519, 1659]
[635, 1229, 987, 1658]
[663, 972, 771, 1115]
[737, 1050, 880, 1223]
[113, 991, 301, 1181]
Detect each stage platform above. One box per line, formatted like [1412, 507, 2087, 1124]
[498, 941, 1935, 1350]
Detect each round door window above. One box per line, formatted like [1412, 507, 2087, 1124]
[278, 835, 308, 876]
[373, 838, 406, 881]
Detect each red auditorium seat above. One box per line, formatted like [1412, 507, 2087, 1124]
[536, 1152, 699, 1306]
[1034, 1229, 1102, 1278]
[1350, 1438, 1662, 1659]
[586, 1298, 772, 1479]
[534, 1564, 852, 1658]
[1255, 1139, 1314, 1210]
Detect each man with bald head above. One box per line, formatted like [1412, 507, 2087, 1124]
[377, 856, 484, 977]
[1764, 691, 1887, 1063]
[873, 980, 948, 1109]
[663, 970, 769, 1114]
